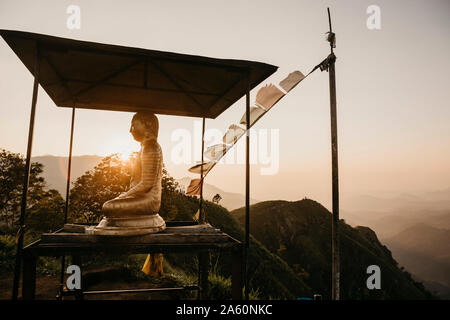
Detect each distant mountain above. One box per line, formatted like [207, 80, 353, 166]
[342, 188, 450, 239]
[384, 223, 450, 297]
[423, 188, 450, 202]
[342, 198, 450, 236]
[32, 155, 103, 196]
[342, 190, 450, 213]
[346, 209, 450, 239]
[419, 279, 450, 300]
[385, 223, 450, 257]
[231, 199, 434, 299]
[176, 177, 259, 211]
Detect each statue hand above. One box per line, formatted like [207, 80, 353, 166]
[117, 192, 128, 199]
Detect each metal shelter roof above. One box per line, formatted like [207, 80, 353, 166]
[0, 30, 277, 118]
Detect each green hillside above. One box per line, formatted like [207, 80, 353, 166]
[162, 197, 312, 299]
[200, 201, 312, 299]
[231, 199, 434, 299]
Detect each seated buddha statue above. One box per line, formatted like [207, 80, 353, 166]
[90, 111, 166, 235]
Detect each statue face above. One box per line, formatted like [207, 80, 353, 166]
[130, 112, 158, 142]
[130, 118, 146, 142]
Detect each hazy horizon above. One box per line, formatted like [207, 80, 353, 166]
[29, 153, 450, 212]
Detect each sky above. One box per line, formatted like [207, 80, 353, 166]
[0, 0, 449, 210]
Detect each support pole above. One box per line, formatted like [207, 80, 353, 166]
[198, 117, 209, 299]
[58, 106, 76, 300]
[244, 75, 251, 300]
[64, 107, 76, 223]
[327, 7, 340, 300]
[198, 252, 209, 300]
[22, 252, 36, 300]
[231, 248, 243, 300]
[199, 117, 206, 223]
[12, 44, 40, 300]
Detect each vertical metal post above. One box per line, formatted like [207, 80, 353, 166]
[12, 44, 40, 300]
[64, 107, 75, 223]
[198, 117, 209, 299]
[58, 106, 76, 299]
[22, 252, 37, 300]
[327, 7, 340, 301]
[71, 255, 83, 300]
[198, 252, 209, 300]
[232, 247, 243, 300]
[199, 117, 206, 223]
[244, 75, 251, 300]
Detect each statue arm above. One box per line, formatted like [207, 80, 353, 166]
[129, 153, 141, 188]
[122, 141, 162, 197]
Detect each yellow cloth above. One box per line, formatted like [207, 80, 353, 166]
[194, 209, 200, 221]
[142, 253, 164, 277]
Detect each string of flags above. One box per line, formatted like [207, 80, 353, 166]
[185, 57, 331, 197]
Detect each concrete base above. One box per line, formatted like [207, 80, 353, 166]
[85, 214, 166, 236]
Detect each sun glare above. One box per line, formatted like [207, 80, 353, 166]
[101, 136, 140, 162]
[119, 151, 133, 162]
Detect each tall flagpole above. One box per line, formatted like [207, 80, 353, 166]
[244, 77, 250, 301]
[198, 117, 209, 299]
[199, 117, 206, 223]
[327, 7, 340, 301]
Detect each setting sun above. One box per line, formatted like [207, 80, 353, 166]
[118, 151, 133, 162]
[100, 135, 140, 160]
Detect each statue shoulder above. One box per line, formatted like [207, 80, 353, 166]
[143, 139, 162, 154]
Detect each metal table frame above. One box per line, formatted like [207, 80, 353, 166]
[22, 221, 243, 300]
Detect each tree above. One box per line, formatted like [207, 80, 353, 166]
[0, 149, 46, 231]
[159, 167, 198, 221]
[26, 189, 65, 234]
[212, 194, 222, 204]
[69, 154, 130, 223]
[0, 148, 65, 235]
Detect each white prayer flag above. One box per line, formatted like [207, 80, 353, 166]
[255, 84, 285, 111]
[279, 71, 305, 92]
[204, 144, 229, 161]
[188, 161, 216, 175]
[239, 106, 266, 126]
[222, 124, 245, 145]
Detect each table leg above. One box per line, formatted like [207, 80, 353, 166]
[22, 253, 36, 300]
[232, 248, 243, 300]
[198, 251, 209, 300]
[71, 255, 83, 300]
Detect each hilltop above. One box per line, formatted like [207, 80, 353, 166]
[231, 199, 434, 299]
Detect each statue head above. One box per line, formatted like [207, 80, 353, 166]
[130, 112, 159, 142]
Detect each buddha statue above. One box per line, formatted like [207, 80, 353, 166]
[88, 111, 166, 235]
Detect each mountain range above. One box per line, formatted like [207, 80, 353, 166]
[32, 155, 103, 196]
[342, 191, 450, 238]
[341, 192, 450, 298]
[30, 154, 449, 298]
[384, 223, 450, 298]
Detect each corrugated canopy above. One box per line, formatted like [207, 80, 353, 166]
[0, 30, 278, 118]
